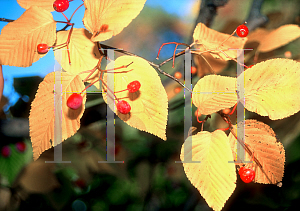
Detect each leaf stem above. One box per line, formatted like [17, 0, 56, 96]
[69, 3, 84, 22]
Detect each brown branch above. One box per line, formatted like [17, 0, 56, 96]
[245, 0, 268, 32]
[0, 18, 14, 22]
[194, 0, 229, 29]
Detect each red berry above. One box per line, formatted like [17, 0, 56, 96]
[117, 100, 131, 114]
[67, 93, 83, 110]
[238, 166, 245, 175]
[127, 81, 141, 93]
[174, 87, 182, 93]
[284, 51, 292, 58]
[191, 66, 197, 74]
[15, 142, 26, 152]
[53, 0, 69, 12]
[74, 178, 86, 189]
[222, 108, 231, 115]
[1, 146, 11, 158]
[37, 44, 49, 54]
[239, 167, 255, 183]
[236, 24, 249, 37]
[174, 72, 182, 79]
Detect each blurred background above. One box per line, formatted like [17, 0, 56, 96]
[1, 0, 300, 210]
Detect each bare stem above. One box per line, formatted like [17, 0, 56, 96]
[0, 18, 14, 22]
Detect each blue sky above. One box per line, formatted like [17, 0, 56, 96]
[0, 0, 198, 109]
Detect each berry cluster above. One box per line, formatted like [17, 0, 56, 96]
[37, 0, 73, 56]
[66, 80, 141, 115]
[1, 142, 27, 158]
[116, 80, 141, 114]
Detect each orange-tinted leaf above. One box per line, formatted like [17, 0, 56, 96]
[102, 56, 168, 140]
[228, 120, 285, 184]
[247, 24, 300, 52]
[54, 28, 101, 82]
[192, 75, 236, 115]
[243, 58, 300, 120]
[17, 0, 54, 12]
[29, 72, 86, 160]
[193, 23, 247, 60]
[194, 51, 228, 78]
[180, 130, 236, 211]
[83, 0, 147, 42]
[0, 6, 56, 67]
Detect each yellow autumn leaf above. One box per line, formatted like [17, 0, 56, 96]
[180, 130, 236, 211]
[243, 58, 300, 120]
[29, 71, 86, 160]
[192, 75, 237, 115]
[102, 56, 168, 140]
[17, 0, 54, 12]
[247, 24, 300, 53]
[0, 6, 56, 67]
[83, 0, 147, 42]
[54, 28, 101, 82]
[193, 23, 247, 61]
[228, 120, 285, 184]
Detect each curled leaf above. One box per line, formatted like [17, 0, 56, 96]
[194, 50, 228, 78]
[243, 58, 300, 120]
[229, 120, 285, 184]
[192, 75, 236, 115]
[247, 24, 300, 53]
[193, 23, 247, 60]
[0, 6, 56, 67]
[180, 130, 236, 211]
[83, 0, 147, 42]
[102, 56, 168, 140]
[29, 72, 86, 160]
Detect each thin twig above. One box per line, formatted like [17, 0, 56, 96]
[0, 18, 14, 22]
[245, 0, 268, 32]
[99, 43, 192, 92]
